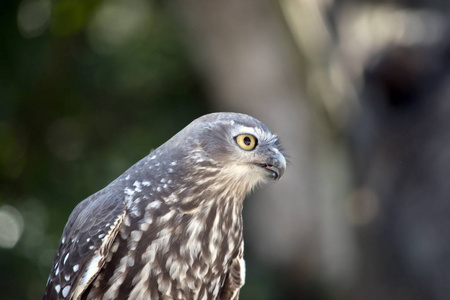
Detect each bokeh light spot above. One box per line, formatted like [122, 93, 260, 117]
[0, 205, 24, 249]
[87, 0, 151, 53]
[17, 0, 51, 38]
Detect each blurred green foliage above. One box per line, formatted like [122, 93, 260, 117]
[0, 1, 208, 299]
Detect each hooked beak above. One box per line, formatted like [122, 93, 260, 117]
[257, 148, 286, 180]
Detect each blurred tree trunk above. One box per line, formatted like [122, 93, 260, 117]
[351, 26, 450, 300]
[324, 0, 450, 299]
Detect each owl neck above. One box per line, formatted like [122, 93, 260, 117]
[180, 191, 244, 266]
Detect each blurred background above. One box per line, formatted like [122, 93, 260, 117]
[2, 0, 450, 299]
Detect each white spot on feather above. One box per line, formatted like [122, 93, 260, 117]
[124, 188, 134, 196]
[120, 228, 129, 240]
[62, 285, 71, 297]
[139, 222, 150, 231]
[128, 240, 138, 251]
[65, 274, 70, 281]
[124, 215, 131, 226]
[98, 233, 105, 239]
[127, 256, 135, 267]
[130, 202, 142, 217]
[55, 284, 61, 293]
[158, 211, 175, 225]
[143, 215, 153, 225]
[146, 200, 161, 210]
[142, 181, 151, 186]
[73, 264, 79, 272]
[111, 240, 120, 253]
[240, 256, 246, 285]
[80, 255, 101, 285]
[63, 253, 69, 264]
[133, 181, 142, 192]
[131, 230, 143, 242]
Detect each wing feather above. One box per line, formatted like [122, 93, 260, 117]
[219, 243, 245, 300]
[43, 192, 126, 300]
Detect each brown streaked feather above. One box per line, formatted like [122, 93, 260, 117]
[219, 242, 245, 300]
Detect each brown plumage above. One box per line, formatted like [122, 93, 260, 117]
[43, 112, 286, 300]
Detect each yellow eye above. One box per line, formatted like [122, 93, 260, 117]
[235, 134, 257, 151]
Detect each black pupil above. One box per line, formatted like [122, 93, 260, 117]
[243, 136, 251, 146]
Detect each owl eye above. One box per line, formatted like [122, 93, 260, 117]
[235, 134, 257, 151]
